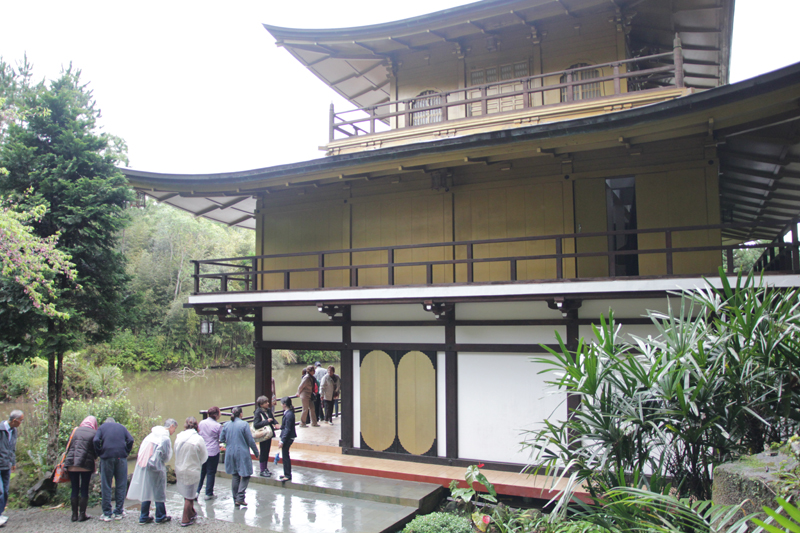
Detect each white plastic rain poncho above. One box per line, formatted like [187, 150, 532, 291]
[174, 428, 208, 499]
[126, 426, 173, 502]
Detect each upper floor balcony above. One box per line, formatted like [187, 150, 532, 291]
[189, 218, 800, 305]
[326, 44, 690, 156]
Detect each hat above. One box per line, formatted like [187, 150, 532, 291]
[315, 361, 322, 367]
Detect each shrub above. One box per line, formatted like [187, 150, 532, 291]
[524, 270, 799, 530]
[59, 396, 158, 456]
[0, 363, 39, 399]
[403, 512, 472, 533]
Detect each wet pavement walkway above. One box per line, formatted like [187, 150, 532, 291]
[126, 461, 442, 533]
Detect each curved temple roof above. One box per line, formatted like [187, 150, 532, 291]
[263, 0, 734, 111]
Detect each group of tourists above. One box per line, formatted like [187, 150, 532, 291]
[0, 366, 342, 529]
[297, 363, 340, 427]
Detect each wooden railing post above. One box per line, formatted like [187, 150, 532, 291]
[665, 231, 674, 275]
[613, 63, 621, 95]
[193, 261, 200, 294]
[566, 71, 574, 102]
[467, 244, 474, 283]
[481, 87, 488, 116]
[350, 267, 358, 287]
[284, 271, 290, 290]
[510, 259, 517, 281]
[221, 274, 228, 292]
[318, 254, 325, 289]
[369, 107, 375, 134]
[251, 258, 258, 292]
[726, 248, 735, 274]
[426, 264, 433, 284]
[329, 103, 335, 142]
[387, 248, 395, 286]
[792, 223, 800, 272]
[673, 34, 684, 88]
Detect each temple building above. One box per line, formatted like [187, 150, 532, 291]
[123, 0, 800, 469]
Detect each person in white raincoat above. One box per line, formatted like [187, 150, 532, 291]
[127, 419, 177, 525]
[174, 417, 207, 527]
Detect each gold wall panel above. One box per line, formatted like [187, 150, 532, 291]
[454, 180, 574, 283]
[573, 178, 609, 278]
[351, 194, 453, 287]
[396, 351, 436, 455]
[360, 350, 396, 452]
[637, 169, 721, 276]
[259, 203, 348, 290]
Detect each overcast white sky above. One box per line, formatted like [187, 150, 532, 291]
[1, 0, 799, 175]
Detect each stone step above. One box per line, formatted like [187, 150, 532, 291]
[219, 463, 444, 512]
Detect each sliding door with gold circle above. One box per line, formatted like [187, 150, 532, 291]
[359, 349, 437, 456]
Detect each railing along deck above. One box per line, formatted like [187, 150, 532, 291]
[330, 36, 686, 141]
[191, 219, 800, 296]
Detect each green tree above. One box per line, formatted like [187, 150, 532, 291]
[0, 62, 133, 462]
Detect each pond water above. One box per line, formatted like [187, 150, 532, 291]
[0, 362, 334, 429]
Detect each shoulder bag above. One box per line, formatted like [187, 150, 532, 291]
[53, 428, 76, 483]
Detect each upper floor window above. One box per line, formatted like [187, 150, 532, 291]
[468, 61, 530, 116]
[560, 63, 601, 102]
[470, 61, 529, 86]
[410, 90, 442, 126]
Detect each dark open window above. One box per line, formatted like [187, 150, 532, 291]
[606, 177, 638, 276]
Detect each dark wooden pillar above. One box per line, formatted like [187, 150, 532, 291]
[445, 307, 458, 459]
[565, 309, 581, 417]
[340, 306, 354, 449]
[254, 310, 272, 402]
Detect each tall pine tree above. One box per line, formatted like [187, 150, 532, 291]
[0, 62, 133, 462]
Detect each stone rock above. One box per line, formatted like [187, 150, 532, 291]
[27, 473, 56, 506]
[167, 464, 177, 484]
[713, 452, 797, 530]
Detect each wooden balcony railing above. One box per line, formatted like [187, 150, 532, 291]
[329, 36, 686, 142]
[191, 219, 800, 296]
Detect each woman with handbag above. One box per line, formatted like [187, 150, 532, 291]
[253, 396, 277, 477]
[63, 415, 98, 522]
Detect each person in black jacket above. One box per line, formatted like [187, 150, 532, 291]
[64, 416, 98, 522]
[93, 417, 134, 521]
[278, 397, 297, 482]
[253, 396, 277, 477]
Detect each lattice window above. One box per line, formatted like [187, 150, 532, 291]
[410, 90, 442, 126]
[560, 63, 601, 102]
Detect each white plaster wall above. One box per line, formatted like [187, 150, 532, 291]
[261, 306, 325, 322]
[352, 350, 361, 449]
[261, 326, 342, 343]
[456, 326, 564, 345]
[351, 304, 436, 321]
[579, 324, 661, 345]
[457, 353, 566, 464]
[580, 297, 685, 319]
[351, 326, 444, 344]
[437, 351, 447, 457]
[457, 302, 561, 320]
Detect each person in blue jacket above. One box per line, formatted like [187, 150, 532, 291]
[219, 407, 259, 507]
[93, 417, 134, 521]
[278, 397, 297, 482]
[0, 410, 23, 528]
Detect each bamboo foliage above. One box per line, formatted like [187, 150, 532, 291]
[524, 268, 800, 531]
